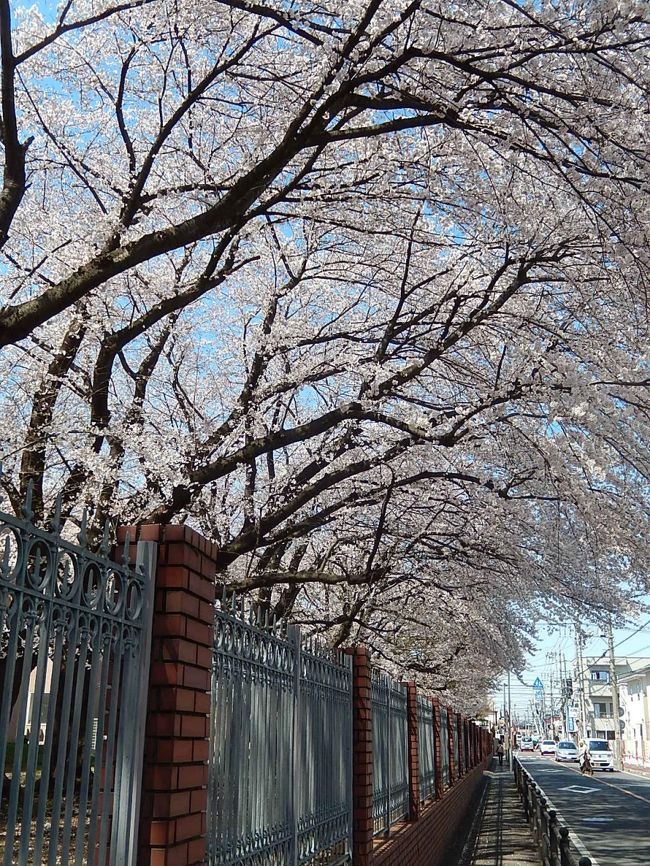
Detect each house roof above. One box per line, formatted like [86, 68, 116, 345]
[581, 656, 650, 675]
[618, 663, 650, 682]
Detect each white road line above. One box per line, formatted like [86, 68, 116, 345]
[621, 768, 650, 782]
[527, 781, 601, 866]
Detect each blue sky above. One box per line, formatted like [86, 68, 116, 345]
[494, 609, 650, 719]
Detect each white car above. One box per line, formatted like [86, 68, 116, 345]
[586, 738, 615, 771]
[555, 740, 578, 762]
[540, 740, 557, 756]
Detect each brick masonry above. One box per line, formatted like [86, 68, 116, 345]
[432, 698, 444, 800]
[406, 682, 420, 821]
[447, 707, 456, 783]
[373, 760, 488, 866]
[114, 523, 494, 866]
[119, 524, 218, 866]
[348, 645, 374, 866]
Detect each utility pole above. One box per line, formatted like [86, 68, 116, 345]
[549, 675, 555, 738]
[607, 618, 623, 770]
[575, 628, 589, 740]
[508, 670, 513, 769]
[561, 651, 571, 738]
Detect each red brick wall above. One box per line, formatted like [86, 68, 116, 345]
[115, 522, 491, 866]
[447, 707, 456, 783]
[432, 699, 444, 800]
[120, 524, 218, 866]
[373, 760, 488, 866]
[406, 682, 420, 820]
[348, 646, 374, 866]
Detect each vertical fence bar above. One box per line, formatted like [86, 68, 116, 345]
[289, 624, 301, 866]
[418, 694, 435, 804]
[0, 506, 149, 866]
[124, 539, 157, 866]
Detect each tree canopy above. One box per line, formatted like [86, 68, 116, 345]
[1, 0, 649, 709]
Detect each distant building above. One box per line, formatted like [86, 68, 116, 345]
[572, 656, 650, 744]
[618, 663, 650, 770]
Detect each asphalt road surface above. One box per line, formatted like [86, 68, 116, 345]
[518, 754, 650, 866]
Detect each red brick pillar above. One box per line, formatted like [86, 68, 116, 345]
[347, 646, 374, 866]
[432, 698, 443, 800]
[125, 524, 218, 866]
[470, 723, 476, 767]
[459, 717, 465, 775]
[457, 715, 465, 776]
[406, 682, 420, 821]
[447, 707, 456, 783]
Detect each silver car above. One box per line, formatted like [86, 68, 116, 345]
[555, 740, 578, 762]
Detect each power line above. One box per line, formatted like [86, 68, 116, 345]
[612, 617, 650, 651]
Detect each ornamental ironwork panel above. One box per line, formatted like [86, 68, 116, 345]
[371, 672, 408, 837]
[208, 597, 352, 866]
[439, 710, 450, 788]
[417, 695, 435, 803]
[296, 641, 352, 866]
[0, 493, 154, 866]
[452, 717, 460, 771]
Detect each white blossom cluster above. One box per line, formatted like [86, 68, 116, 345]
[1, 0, 649, 710]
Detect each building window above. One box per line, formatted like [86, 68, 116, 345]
[593, 702, 608, 718]
[591, 670, 609, 682]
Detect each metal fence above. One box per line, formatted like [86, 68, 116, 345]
[0, 493, 155, 866]
[371, 671, 409, 836]
[439, 710, 450, 788]
[417, 695, 435, 803]
[207, 598, 353, 866]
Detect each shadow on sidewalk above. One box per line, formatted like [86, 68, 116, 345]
[449, 763, 539, 866]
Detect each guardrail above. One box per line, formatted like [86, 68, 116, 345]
[513, 757, 592, 866]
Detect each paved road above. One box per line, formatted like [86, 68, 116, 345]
[518, 754, 650, 866]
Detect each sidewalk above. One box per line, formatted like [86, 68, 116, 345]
[455, 760, 538, 866]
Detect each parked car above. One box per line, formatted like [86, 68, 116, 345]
[539, 740, 557, 756]
[555, 740, 578, 762]
[586, 738, 615, 771]
[520, 738, 534, 752]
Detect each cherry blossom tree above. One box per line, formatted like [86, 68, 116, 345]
[1, 0, 649, 706]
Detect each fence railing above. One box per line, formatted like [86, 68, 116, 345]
[371, 671, 409, 836]
[207, 598, 353, 866]
[1, 508, 492, 866]
[452, 716, 460, 772]
[417, 695, 435, 803]
[0, 495, 155, 866]
[439, 709, 450, 788]
[513, 758, 592, 866]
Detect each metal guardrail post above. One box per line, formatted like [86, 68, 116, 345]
[514, 758, 592, 866]
[559, 827, 572, 865]
[539, 793, 550, 864]
[549, 809, 560, 866]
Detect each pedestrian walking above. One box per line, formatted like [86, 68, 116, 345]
[496, 740, 505, 767]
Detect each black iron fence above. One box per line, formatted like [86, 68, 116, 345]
[0, 492, 156, 866]
[513, 758, 592, 866]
